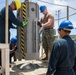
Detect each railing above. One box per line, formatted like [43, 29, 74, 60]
[0, 44, 9, 75]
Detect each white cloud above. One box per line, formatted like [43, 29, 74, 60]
[73, 22, 76, 28]
[54, 0, 67, 5]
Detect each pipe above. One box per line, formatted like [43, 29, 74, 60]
[5, 0, 8, 43]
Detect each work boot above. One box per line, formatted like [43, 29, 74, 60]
[42, 53, 48, 60]
[42, 57, 48, 60]
[13, 55, 16, 61]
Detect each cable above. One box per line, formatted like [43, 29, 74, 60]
[37, 0, 76, 21]
[37, 0, 76, 11]
[69, 6, 76, 10]
[55, 12, 76, 20]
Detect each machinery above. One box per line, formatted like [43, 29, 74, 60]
[16, 1, 40, 60]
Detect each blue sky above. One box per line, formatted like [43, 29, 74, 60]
[36, 0, 76, 35]
[0, 0, 76, 38]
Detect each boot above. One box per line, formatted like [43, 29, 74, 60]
[42, 53, 48, 60]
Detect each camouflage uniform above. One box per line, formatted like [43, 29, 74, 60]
[42, 29, 55, 59]
[40, 12, 55, 60]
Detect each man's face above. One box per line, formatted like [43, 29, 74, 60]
[10, 41, 16, 47]
[42, 9, 47, 15]
[58, 29, 63, 38]
[11, 2, 16, 10]
[12, 43, 16, 47]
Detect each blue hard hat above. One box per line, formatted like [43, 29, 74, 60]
[11, 37, 17, 44]
[58, 20, 74, 31]
[40, 5, 47, 13]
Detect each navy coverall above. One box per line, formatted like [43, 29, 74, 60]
[74, 59, 76, 75]
[46, 35, 76, 75]
[10, 44, 16, 63]
[0, 6, 23, 65]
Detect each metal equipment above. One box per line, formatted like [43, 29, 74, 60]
[17, 2, 40, 60]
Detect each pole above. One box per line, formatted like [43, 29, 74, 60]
[6, 0, 8, 43]
[58, 10, 60, 29]
[67, 6, 69, 20]
[58, 10, 60, 39]
[56, 10, 61, 39]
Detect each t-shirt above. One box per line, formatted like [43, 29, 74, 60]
[40, 12, 54, 28]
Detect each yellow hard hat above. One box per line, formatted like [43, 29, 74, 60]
[14, 0, 21, 10]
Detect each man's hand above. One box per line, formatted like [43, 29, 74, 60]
[10, 46, 17, 54]
[22, 20, 28, 26]
[37, 21, 42, 27]
[10, 49, 15, 54]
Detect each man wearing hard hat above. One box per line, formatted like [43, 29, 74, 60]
[10, 37, 17, 63]
[39, 5, 55, 60]
[0, 0, 28, 66]
[46, 20, 76, 75]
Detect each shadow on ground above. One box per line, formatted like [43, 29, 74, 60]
[12, 62, 46, 72]
[39, 61, 48, 68]
[10, 71, 24, 75]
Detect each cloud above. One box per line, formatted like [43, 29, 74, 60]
[37, 0, 67, 12]
[54, 0, 67, 5]
[73, 22, 76, 28]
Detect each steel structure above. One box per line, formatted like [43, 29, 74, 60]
[17, 2, 40, 60]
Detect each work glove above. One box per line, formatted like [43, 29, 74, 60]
[37, 21, 42, 27]
[22, 20, 28, 27]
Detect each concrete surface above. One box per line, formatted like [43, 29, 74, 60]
[10, 59, 48, 75]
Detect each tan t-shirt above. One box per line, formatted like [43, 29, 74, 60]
[40, 12, 54, 28]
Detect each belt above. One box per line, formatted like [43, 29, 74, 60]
[56, 67, 73, 71]
[44, 28, 53, 30]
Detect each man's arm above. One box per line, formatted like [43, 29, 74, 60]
[10, 49, 15, 54]
[9, 8, 22, 27]
[39, 18, 53, 33]
[42, 18, 54, 29]
[10, 45, 17, 54]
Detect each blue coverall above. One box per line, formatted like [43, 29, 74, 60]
[0, 6, 23, 65]
[46, 35, 76, 75]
